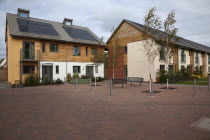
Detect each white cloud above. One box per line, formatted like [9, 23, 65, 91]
[0, 0, 210, 59]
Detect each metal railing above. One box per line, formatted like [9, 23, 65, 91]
[20, 49, 40, 61]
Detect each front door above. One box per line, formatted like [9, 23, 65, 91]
[42, 65, 53, 81]
[86, 66, 93, 78]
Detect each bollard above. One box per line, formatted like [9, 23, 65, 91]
[149, 79, 152, 93]
[193, 78, 196, 96]
[95, 77, 96, 86]
[208, 74, 210, 92]
[167, 79, 169, 89]
[90, 78, 92, 92]
[75, 78, 77, 88]
[151, 79, 153, 94]
[110, 80, 112, 96]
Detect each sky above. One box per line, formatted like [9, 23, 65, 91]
[0, 0, 210, 59]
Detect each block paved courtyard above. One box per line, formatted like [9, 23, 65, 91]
[0, 82, 210, 140]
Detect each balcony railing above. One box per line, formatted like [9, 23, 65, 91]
[195, 56, 199, 64]
[181, 54, 186, 63]
[20, 49, 40, 61]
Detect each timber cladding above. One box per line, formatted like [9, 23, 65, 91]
[190, 50, 195, 72]
[107, 22, 145, 79]
[172, 47, 179, 72]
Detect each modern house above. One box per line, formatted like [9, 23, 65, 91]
[5, 8, 106, 86]
[107, 19, 210, 82]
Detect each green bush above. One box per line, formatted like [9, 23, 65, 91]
[55, 78, 64, 85]
[24, 75, 39, 87]
[43, 79, 53, 85]
[157, 70, 168, 83]
[73, 73, 80, 79]
[81, 75, 87, 79]
[91, 76, 104, 82]
[66, 73, 72, 82]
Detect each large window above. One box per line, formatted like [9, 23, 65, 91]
[160, 65, 165, 71]
[73, 46, 81, 56]
[42, 43, 46, 53]
[181, 49, 186, 63]
[23, 65, 34, 74]
[91, 48, 98, 55]
[50, 44, 59, 52]
[159, 45, 165, 60]
[56, 65, 59, 74]
[73, 66, 81, 73]
[195, 52, 199, 64]
[168, 65, 173, 73]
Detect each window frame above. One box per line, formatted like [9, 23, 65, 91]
[159, 45, 165, 61]
[160, 65, 165, 71]
[50, 44, 59, 52]
[73, 66, 81, 73]
[86, 47, 88, 56]
[23, 65, 34, 74]
[19, 12, 29, 18]
[73, 46, 81, 56]
[42, 43, 46, 53]
[56, 65, 59, 74]
[91, 48, 98, 55]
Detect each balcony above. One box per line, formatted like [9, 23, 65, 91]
[181, 54, 186, 63]
[20, 48, 40, 61]
[195, 56, 199, 64]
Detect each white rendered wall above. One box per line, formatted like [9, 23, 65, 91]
[40, 61, 104, 81]
[127, 40, 173, 82]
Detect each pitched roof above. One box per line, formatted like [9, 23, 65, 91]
[107, 19, 210, 53]
[6, 13, 106, 46]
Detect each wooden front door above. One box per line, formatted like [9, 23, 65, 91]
[42, 65, 53, 81]
[86, 66, 93, 78]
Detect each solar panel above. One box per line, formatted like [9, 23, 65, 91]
[17, 18, 59, 36]
[63, 26, 98, 41]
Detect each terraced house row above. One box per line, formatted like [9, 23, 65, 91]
[5, 8, 210, 85]
[107, 19, 210, 82]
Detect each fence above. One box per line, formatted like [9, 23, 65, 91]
[0, 69, 7, 81]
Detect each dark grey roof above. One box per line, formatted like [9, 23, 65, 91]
[108, 19, 210, 53]
[6, 13, 106, 46]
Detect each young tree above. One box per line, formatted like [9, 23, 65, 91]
[142, 7, 162, 92]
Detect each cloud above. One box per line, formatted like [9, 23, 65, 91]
[0, 0, 210, 59]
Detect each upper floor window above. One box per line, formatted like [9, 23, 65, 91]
[73, 46, 81, 56]
[91, 48, 98, 55]
[181, 49, 186, 63]
[19, 12, 29, 18]
[195, 52, 199, 63]
[86, 47, 88, 56]
[124, 46, 127, 54]
[42, 43, 46, 53]
[159, 45, 165, 60]
[50, 44, 59, 52]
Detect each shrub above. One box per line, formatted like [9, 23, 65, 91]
[24, 75, 39, 87]
[66, 73, 72, 82]
[43, 79, 53, 85]
[157, 70, 168, 83]
[73, 73, 80, 79]
[81, 75, 87, 79]
[91, 76, 104, 82]
[55, 78, 64, 84]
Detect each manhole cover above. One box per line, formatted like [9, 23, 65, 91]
[191, 117, 210, 131]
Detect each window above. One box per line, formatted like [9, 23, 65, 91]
[189, 50, 191, 56]
[160, 65, 165, 71]
[23, 65, 34, 74]
[181, 49, 186, 63]
[65, 21, 72, 26]
[73, 66, 81, 73]
[124, 46, 127, 54]
[187, 65, 191, 73]
[181, 65, 185, 71]
[195, 52, 199, 63]
[208, 54, 210, 64]
[95, 66, 98, 73]
[86, 47, 88, 56]
[42, 43, 46, 53]
[91, 48, 98, 55]
[56, 65, 59, 74]
[50, 44, 59, 52]
[73, 46, 81, 56]
[208, 66, 210, 72]
[159, 45, 165, 60]
[168, 65, 173, 73]
[19, 12, 28, 18]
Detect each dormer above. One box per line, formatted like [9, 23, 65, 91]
[63, 18, 73, 26]
[17, 8, 30, 18]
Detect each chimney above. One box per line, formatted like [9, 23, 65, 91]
[63, 18, 73, 26]
[17, 8, 30, 18]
